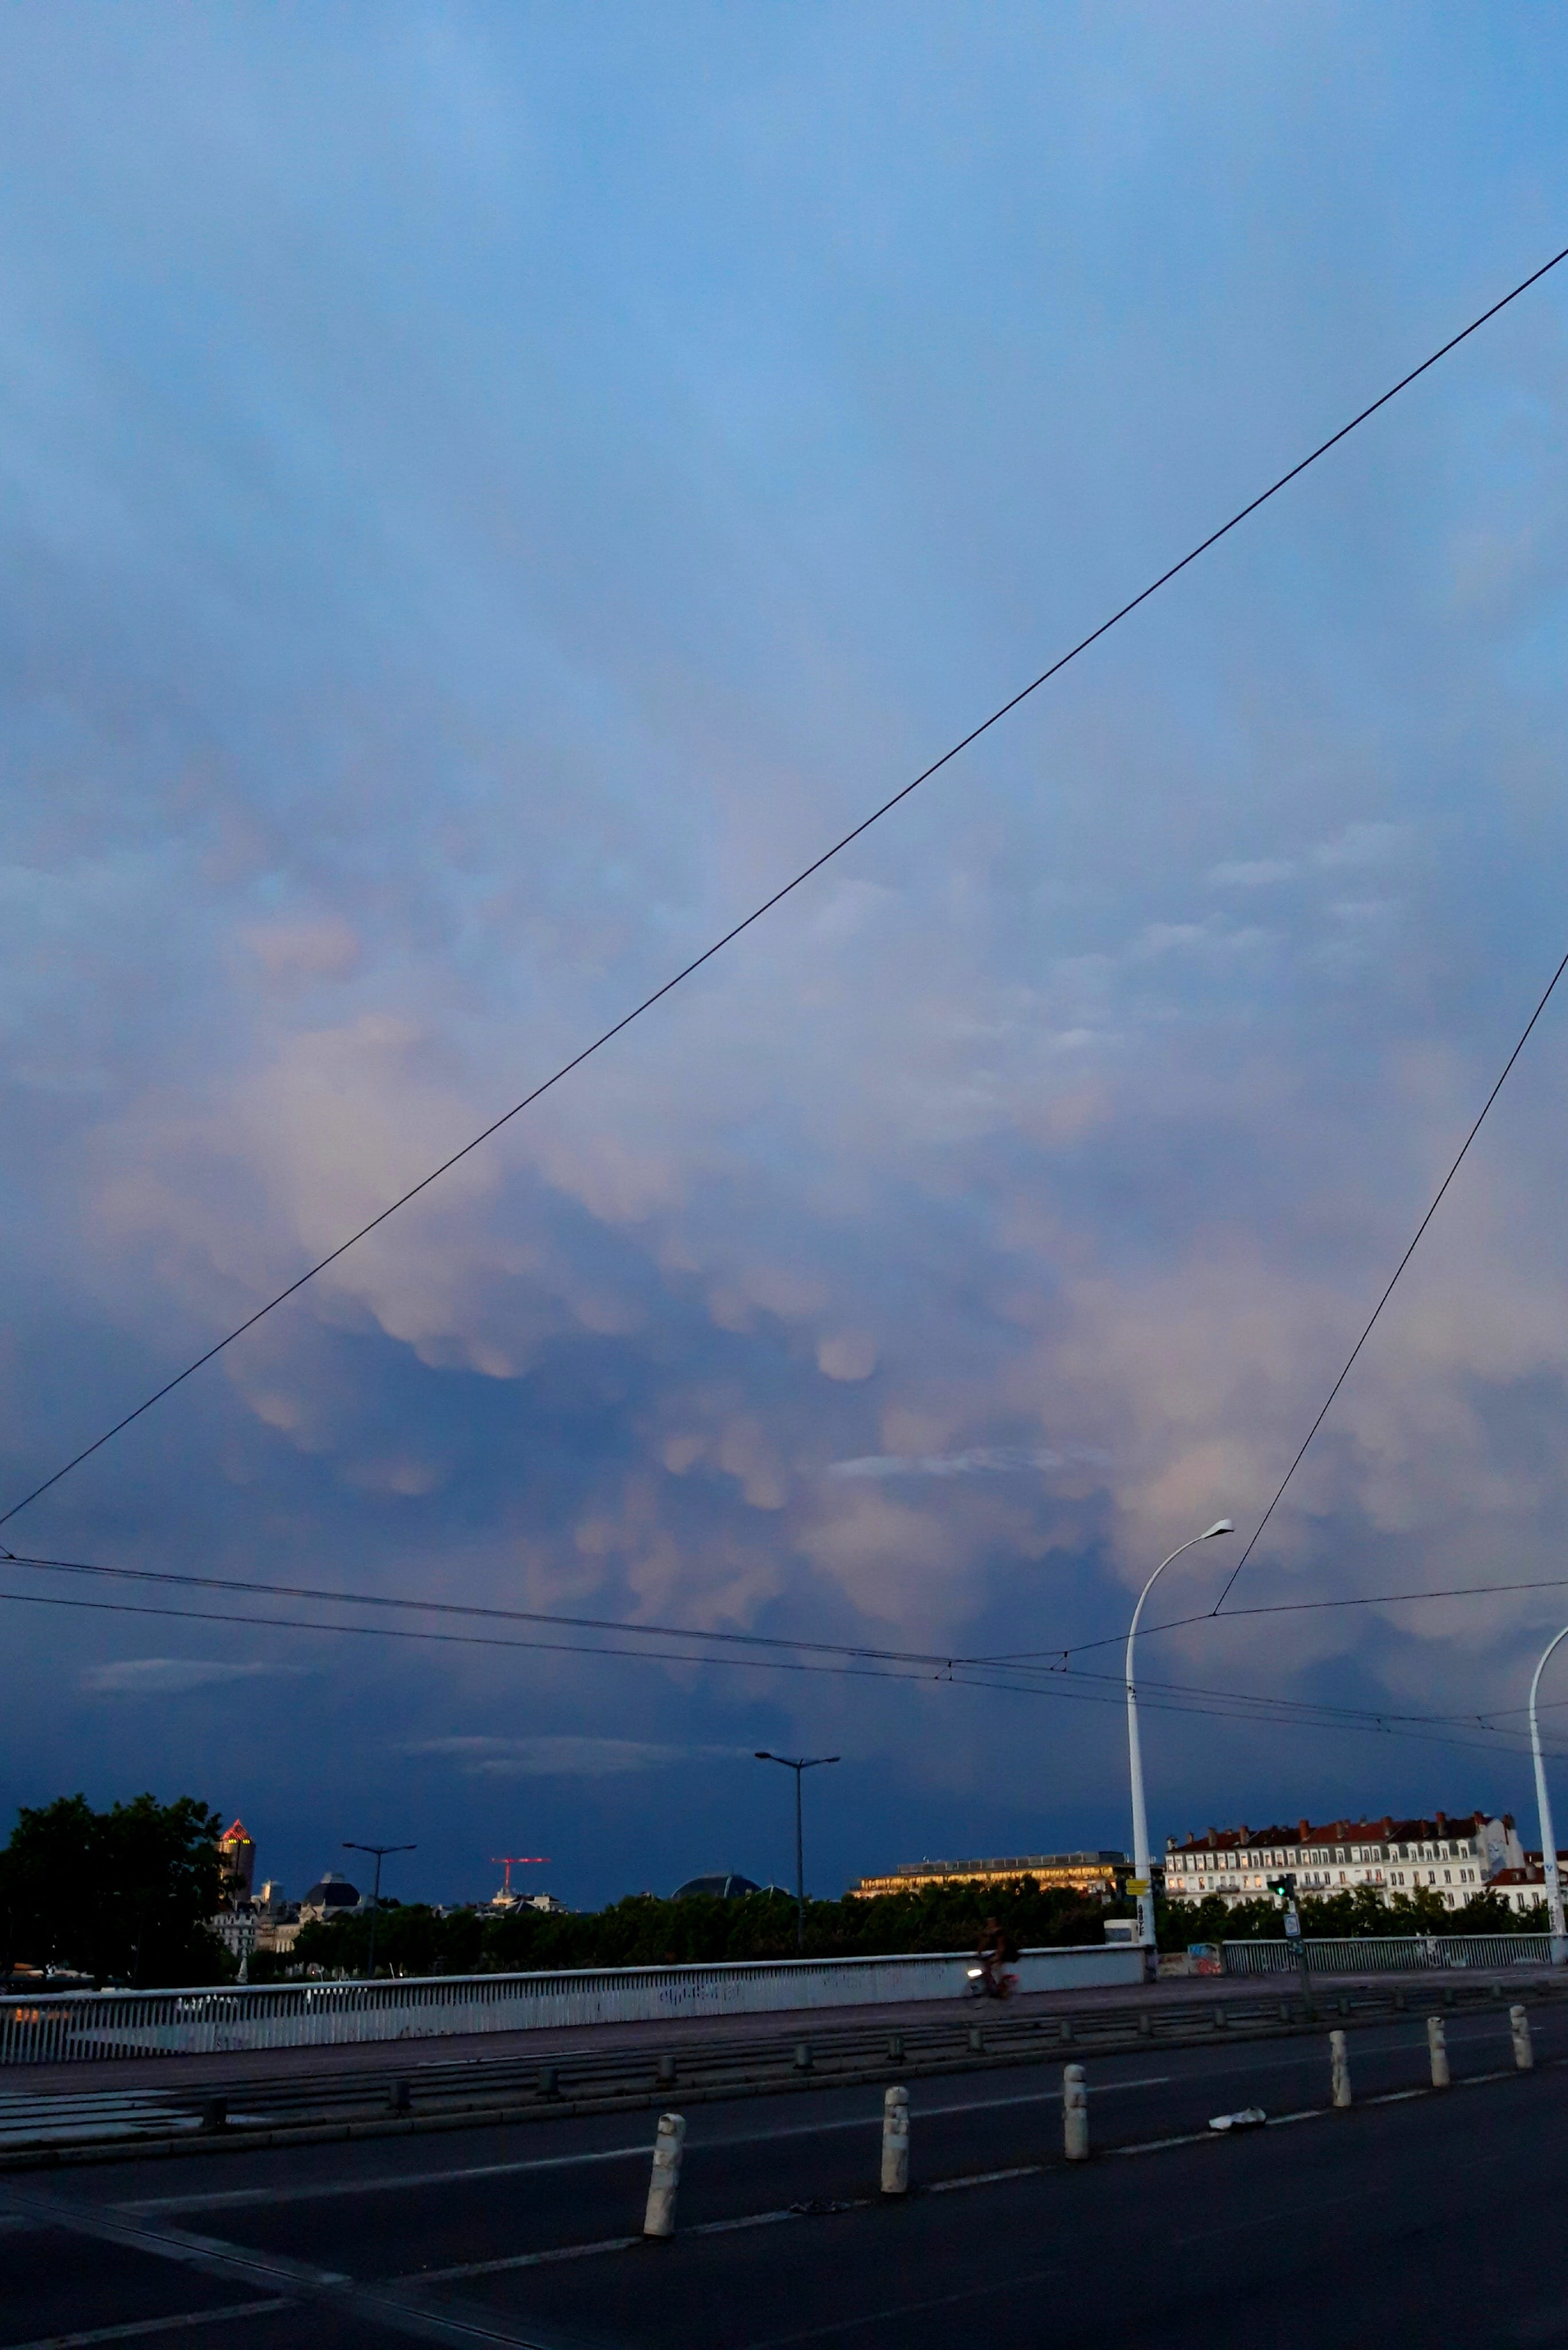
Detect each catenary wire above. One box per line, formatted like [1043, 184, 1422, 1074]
[11, 1547, 1568, 1741]
[5, 243, 1566, 1543]
[9, 1547, 1563, 1730]
[1210, 940, 1568, 1614]
[0, 1552, 1439, 1715]
[5, 1585, 1566, 1768]
[982, 1571, 1568, 1665]
[0, 1552, 958, 1669]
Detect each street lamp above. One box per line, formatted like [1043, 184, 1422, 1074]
[754, 1753, 839, 1949]
[344, 1841, 415, 1982]
[1527, 1627, 1568, 1965]
[1125, 1520, 1234, 1957]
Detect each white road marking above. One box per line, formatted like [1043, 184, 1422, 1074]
[0, 2302, 287, 2350]
[122, 2075, 1171, 2215]
[925, 2164, 1042, 2191]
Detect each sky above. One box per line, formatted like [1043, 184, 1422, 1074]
[5, 3, 1568, 1913]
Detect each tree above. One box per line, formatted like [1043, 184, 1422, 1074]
[0, 1793, 232, 1986]
[1161, 1878, 1543, 1948]
[285, 1875, 1118, 1978]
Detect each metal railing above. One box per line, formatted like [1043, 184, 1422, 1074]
[1221, 1933, 1557, 1975]
[0, 1942, 1143, 2066]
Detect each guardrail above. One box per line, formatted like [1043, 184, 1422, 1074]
[1221, 1933, 1557, 1975]
[0, 1942, 1144, 2065]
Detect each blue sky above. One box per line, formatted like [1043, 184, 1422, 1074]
[5, 4, 1568, 1912]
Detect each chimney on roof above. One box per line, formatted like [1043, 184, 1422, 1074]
[1206, 1828, 1216, 1846]
[1298, 1819, 1309, 1838]
[1436, 1811, 1447, 1831]
[1381, 1818, 1392, 1837]
[1239, 1824, 1250, 1840]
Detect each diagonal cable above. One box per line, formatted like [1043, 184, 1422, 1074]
[5, 241, 1566, 1536]
[1211, 940, 1568, 1613]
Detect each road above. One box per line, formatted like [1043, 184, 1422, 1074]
[3, 1999, 1566, 2349]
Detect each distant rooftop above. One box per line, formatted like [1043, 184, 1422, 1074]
[879, 1852, 1126, 1876]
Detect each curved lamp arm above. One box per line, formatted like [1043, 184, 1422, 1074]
[1125, 1520, 1236, 1694]
[1125, 1519, 1234, 1951]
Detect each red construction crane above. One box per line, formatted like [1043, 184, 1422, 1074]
[491, 1855, 549, 1900]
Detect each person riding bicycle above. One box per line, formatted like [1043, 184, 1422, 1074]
[975, 1915, 1016, 1998]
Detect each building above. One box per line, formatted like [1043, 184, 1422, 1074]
[216, 1819, 256, 1903]
[252, 1881, 302, 1956]
[847, 1852, 1129, 1901]
[298, 1871, 361, 1925]
[209, 1911, 258, 1964]
[484, 1888, 569, 1916]
[1165, 1811, 1524, 1911]
[672, 1873, 761, 1900]
[1485, 1855, 1566, 1916]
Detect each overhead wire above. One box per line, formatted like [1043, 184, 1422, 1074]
[5, 1573, 1567, 1765]
[1020, 1570, 1568, 1665]
[1209, 941, 1568, 1613]
[8, 1547, 1566, 1745]
[8, 1584, 1565, 1767]
[10, 1546, 1568, 1717]
[0, 1551, 956, 1669]
[5, 242, 1567, 1542]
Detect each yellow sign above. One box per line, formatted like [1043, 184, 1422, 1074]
[1126, 1878, 1149, 1895]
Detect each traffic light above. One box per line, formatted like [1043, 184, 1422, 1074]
[1267, 1873, 1297, 1904]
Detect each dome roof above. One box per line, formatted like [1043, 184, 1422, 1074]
[672, 1872, 761, 1901]
[303, 1873, 360, 1908]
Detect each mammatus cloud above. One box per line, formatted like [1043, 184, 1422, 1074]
[82, 1659, 311, 1696]
[826, 1446, 1107, 1480]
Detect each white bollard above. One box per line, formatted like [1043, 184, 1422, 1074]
[643, 2111, 686, 2238]
[881, 2085, 909, 2196]
[1427, 2015, 1450, 2089]
[1510, 2004, 1535, 2072]
[1063, 2063, 1088, 2161]
[1330, 2029, 1351, 2108]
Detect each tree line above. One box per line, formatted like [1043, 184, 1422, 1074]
[274, 1873, 1548, 1979]
[0, 1793, 1549, 1989]
[268, 1876, 1114, 1979]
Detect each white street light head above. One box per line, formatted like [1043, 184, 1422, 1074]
[1201, 1519, 1235, 1539]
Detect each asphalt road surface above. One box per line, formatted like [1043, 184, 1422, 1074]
[4, 2000, 1567, 2349]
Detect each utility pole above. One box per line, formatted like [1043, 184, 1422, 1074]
[344, 1842, 415, 1981]
[754, 1753, 839, 1948]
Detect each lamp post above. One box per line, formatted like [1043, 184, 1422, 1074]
[344, 1841, 415, 1982]
[1125, 1520, 1234, 1958]
[1527, 1628, 1568, 1965]
[754, 1753, 839, 1948]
